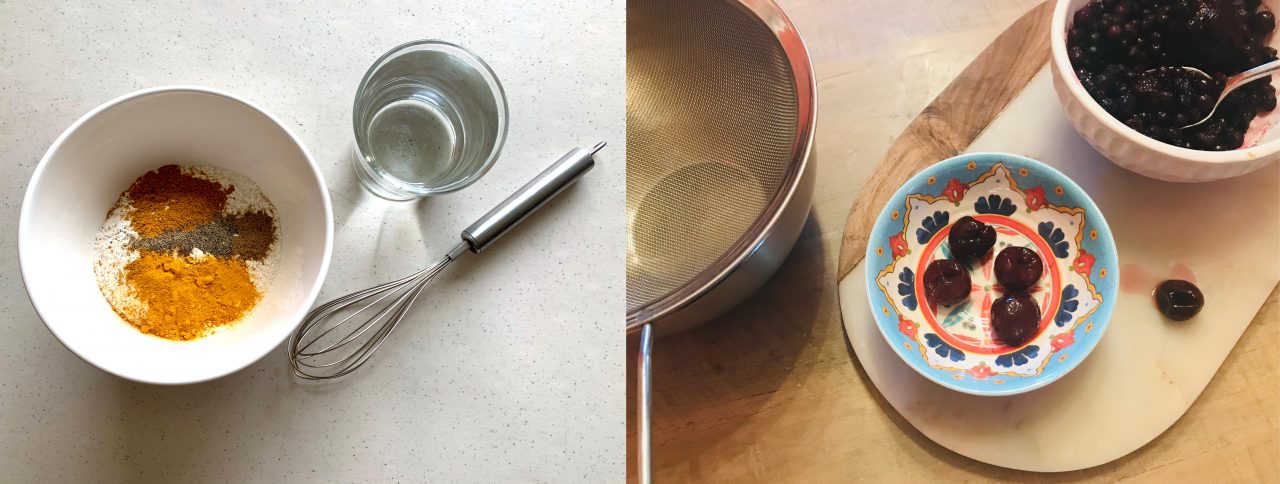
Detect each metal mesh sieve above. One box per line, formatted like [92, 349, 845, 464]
[626, 0, 808, 325]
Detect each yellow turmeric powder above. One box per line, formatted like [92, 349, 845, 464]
[121, 251, 260, 340]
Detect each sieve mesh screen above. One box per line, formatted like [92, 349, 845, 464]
[626, 0, 800, 316]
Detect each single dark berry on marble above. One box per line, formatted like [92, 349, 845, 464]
[1155, 279, 1204, 321]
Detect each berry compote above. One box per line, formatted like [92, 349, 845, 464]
[1067, 0, 1278, 151]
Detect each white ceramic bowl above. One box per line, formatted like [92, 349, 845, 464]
[19, 86, 333, 384]
[1050, 0, 1280, 182]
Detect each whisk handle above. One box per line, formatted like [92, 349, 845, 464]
[461, 142, 604, 253]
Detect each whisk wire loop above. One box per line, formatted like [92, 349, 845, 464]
[289, 244, 466, 380]
[287, 143, 600, 381]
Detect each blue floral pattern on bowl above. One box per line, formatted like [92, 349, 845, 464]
[975, 194, 1017, 215]
[865, 153, 1118, 396]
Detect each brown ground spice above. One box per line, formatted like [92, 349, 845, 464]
[123, 165, 233, 238]
[229, 211, 277, 261]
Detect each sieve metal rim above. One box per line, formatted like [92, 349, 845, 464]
[624, 0, 816, 332]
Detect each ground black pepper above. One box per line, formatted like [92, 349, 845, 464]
[131, 210, 276, 261]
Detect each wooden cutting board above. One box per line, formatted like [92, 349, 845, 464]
[836, 1, 1280, 473]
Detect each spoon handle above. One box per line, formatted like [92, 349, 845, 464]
[1226, 58, 1280, 94]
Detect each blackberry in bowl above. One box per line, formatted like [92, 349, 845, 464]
[1051, 0, 1280, 182]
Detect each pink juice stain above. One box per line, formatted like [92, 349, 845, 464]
[1120, 261, 1198, 308]
[1120, 263, 1156, 295]
[1170, 262, 1197, 283]
[1241, 107, 1280, 149]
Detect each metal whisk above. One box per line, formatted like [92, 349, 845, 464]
[290, 142, 604, 380]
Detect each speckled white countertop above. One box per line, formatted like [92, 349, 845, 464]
[0, 1, 623, 481]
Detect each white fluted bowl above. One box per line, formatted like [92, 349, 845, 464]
[1051, 0, 1280, 182]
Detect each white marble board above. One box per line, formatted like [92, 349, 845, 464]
[837, 67, 1280, 472]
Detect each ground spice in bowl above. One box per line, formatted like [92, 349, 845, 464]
[92, 164, 280, 341]
[123, 251, 260, 340]
[124, 165, 232, 238]
[131, 210, 277, 260]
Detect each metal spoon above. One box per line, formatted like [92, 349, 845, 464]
[1176, 58, 1280, 129]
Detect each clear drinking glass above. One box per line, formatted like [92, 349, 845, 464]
[352, 40, 508, 200]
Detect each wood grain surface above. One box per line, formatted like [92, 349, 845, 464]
[835, 2, 1053, 280]
[627, 0, 1279, 481]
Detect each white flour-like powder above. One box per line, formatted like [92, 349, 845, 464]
[92, 206, 145, 322]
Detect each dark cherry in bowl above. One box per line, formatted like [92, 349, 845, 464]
[923, 259, 971, 306]
[948, 215, 996, 264]
[995, 246, 1044, 293]
[991, 294, 1042, 347]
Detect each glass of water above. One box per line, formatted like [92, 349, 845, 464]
[352, 40, 508, 200]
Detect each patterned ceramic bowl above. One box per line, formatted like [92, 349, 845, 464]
[864, 153, 1118, 396]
